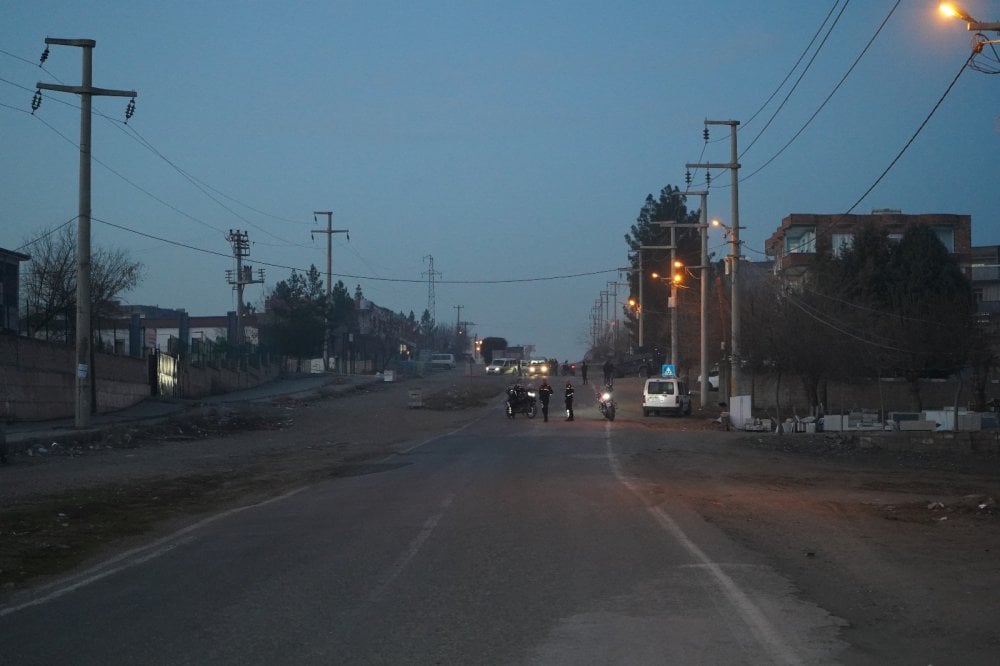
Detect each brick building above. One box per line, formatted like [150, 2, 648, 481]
[764, 210, 973, 285]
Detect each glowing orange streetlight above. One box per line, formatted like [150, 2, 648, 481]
[939, 2, 1000, 31]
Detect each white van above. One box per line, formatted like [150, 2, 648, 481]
[486, 358, 516, 375]
[430, 353, 456, 369]
[642, 378, 691, 416]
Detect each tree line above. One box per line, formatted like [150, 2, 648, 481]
[619, 186, 997, 413]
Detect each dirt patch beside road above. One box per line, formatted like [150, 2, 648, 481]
[624, 427, 1000, 664]
[0, 373, 507, 594]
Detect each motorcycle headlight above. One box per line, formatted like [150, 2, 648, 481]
[527, 390, 537, 398]
[601, 392, 612, 401]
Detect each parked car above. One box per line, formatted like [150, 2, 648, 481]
[430, 353, 456, 370]
[697, 365, 720, 391]
[642, 377, 691, 416]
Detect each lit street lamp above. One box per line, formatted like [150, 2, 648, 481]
[939, 2, 1000, 31]
[939, 2, 1000, 67]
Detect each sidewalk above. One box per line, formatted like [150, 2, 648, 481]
[2, 373, 381, 452]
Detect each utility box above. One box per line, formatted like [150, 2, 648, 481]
[407, 389, 423, 408]
[823, 415, 848, 431]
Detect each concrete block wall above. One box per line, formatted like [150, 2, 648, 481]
[180, 361, 280, 399]
[0, 336, 149, 421]
[738, 373, 981, 417]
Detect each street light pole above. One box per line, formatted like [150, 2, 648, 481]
[684, 191, 711, 408]
[652, 217, 709, 395]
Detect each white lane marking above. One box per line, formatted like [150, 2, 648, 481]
[604, 425, 802, 666]
[397, 418, 479, 455]
[0, 487, 307, 618]
[368, 493, 456, 603]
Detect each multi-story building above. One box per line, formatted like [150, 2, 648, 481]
[764, 210, 1000, 320]
[972, 244, 1000, 316]
[0, 247, 30, 334]
[764, 210, 973, 286]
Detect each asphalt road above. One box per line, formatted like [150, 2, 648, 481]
[0, 397, 851, 665]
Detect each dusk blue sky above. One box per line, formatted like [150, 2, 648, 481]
[3, 1, 998, 362]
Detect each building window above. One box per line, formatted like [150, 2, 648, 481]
[785, 227, 816, 254]
[972, 263, 1000, 281]
[831, 233, 853, 258]
[934, 227, 955, 253]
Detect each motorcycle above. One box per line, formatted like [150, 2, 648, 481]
[505, 384, 538, 419]
[597, 384, 616, 421]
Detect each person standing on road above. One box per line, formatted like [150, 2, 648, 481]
[538, 379, 553, 422]
[580, 360, 588, 384]
[602, 359, 614, 386]
[564, 381, 575, 421]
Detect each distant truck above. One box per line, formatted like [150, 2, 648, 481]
[494, 347, 525, 362]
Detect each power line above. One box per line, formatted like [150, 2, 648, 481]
[845, 52, 973, 214]
[742, 0, 902, 183]
[92, 216, 620, 285]
[740, 1, 845, 136]
[3, 45, 317, 243]
[739, 0, 851, 160]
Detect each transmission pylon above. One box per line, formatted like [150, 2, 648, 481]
[422, 255, 441, 322]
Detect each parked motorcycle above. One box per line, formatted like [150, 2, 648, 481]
[505, 384, 538, 419]
[597, 384, 616, 421]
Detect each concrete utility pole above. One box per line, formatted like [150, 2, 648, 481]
[453, 304, 462, 335]
[312, 212, 349, 371]
[225, 230, 263, 348]
[687, 119, 741, 399]
[682, 191, 711, 408]
[637, 253, 644, 348]
[36, 38, 136, 428]
[639, 238, 677, 362]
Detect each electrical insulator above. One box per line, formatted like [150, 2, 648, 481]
[39, 46, 49, 66]
[125, 97, 135, 123]
[31, 89, 42, 114]
[685, 169, 691, 185]
[703, 127, 709, 141]
[706, 171, 711, 187]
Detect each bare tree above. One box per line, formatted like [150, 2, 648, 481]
[22, 225, 143, 341]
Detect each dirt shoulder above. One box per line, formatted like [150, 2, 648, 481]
[0, 372, 507, 594]
[624, 423, 1000, 664]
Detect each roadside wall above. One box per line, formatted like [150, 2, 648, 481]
[0, 336, 149, 421]
[754, 430, 1000, 456]
[180, 361, 280, 398]
[737, 373, 986, 416]
[0, 336, 283, 421]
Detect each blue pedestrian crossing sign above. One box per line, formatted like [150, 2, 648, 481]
[660, 364, 676, 378]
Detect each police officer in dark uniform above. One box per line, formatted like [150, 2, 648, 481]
[538, 379, 553, 421]
[564, 381, 575, 421]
